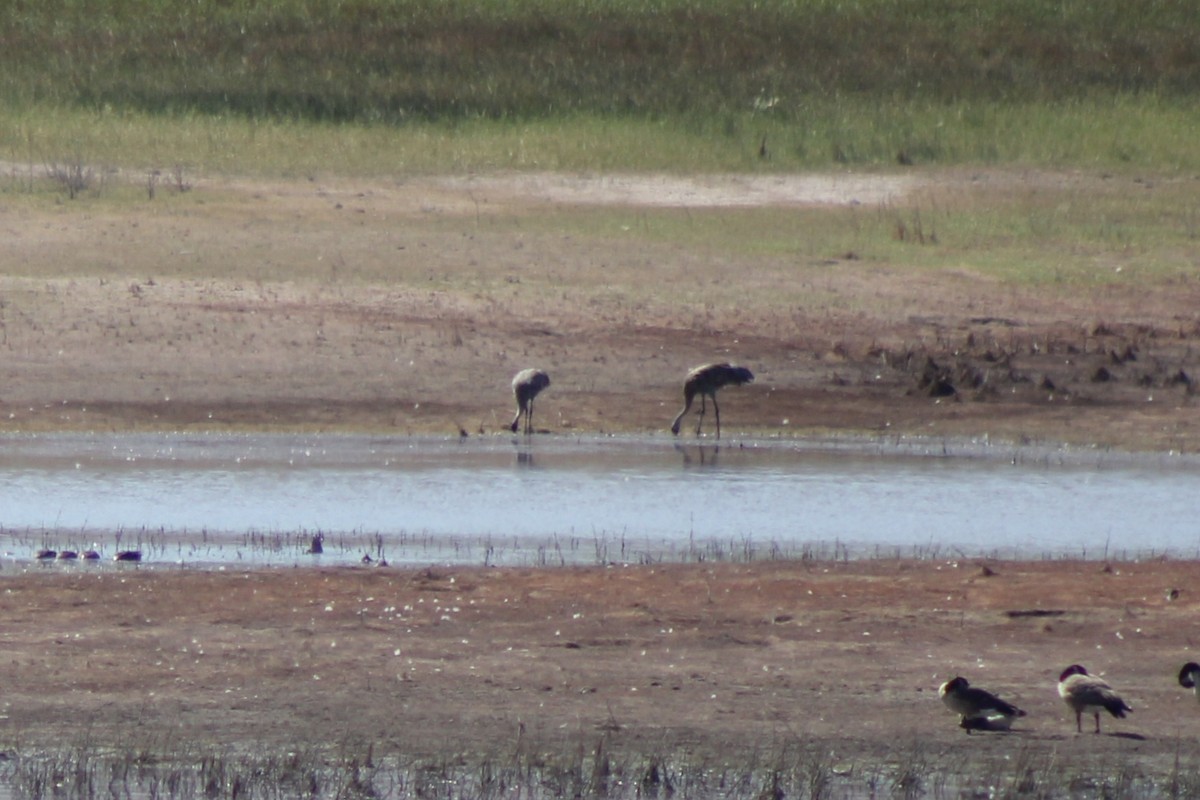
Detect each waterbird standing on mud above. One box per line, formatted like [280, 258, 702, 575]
[939, 676, 1026, 733]
[1178, 662, 1200, 700]
[510, 368, 550, 435]
[1058, 664, 1132, 734]
[670, 363, 754, 439]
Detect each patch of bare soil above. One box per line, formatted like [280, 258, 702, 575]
[2, 560, 1199, 779]
[437, 171, 917, 207]
[0, 169, 1195, 449]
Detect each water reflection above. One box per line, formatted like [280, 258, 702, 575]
[675, 443, 722, 468]
[0, 432, 1197, 569]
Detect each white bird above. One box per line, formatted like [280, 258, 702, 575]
[939, 676, 1026, 733]
[1178, 662, 1200, 700]
[670, 363, 754, 439]
[1058, 664, 1132, 734]
[510, 368, 550, 435]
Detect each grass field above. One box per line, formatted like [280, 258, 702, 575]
[1, 0, 1199, 175]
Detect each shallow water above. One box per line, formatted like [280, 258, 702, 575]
[0, 432, 1196, 569]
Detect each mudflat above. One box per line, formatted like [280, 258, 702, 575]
[1, 168, 1199, 791]
[0, 169, 1195, 449]
[2, 559, 1199, 784]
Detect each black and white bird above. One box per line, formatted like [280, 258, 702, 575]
[510, 368, 550, 435]
[939, 676, 1026, 733]
[1178, 662, 1200, 700]
[1057, 664, 1132, 734]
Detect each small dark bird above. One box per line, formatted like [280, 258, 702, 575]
[510, 368, 550, 435]
[1058, 664, 1132, 734]
[1178, 662, 1200, 700]
[35, 549, 56, 560]
[939, 676, 1026, 733]
[113, 550, 142, 562]
[306, 533, 324, 555]
[670, 363, 754, 439]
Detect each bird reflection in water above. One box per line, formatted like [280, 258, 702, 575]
[675, 443, 720, 467]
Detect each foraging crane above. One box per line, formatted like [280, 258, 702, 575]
[670, 363, 754, 439]
[510, 368, 550, 434]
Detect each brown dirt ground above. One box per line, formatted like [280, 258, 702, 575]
[1, 170, 1199, 782]
[3, 560, 1200, 778]
[0, 169, 1196, 449]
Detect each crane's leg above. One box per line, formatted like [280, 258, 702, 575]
[695, 395, 707, 435]
[713, 395, 721, 439]
[526, 400, 534, 435]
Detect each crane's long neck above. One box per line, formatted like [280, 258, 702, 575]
[511, 395, 529, 432]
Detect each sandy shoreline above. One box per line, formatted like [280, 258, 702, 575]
[0, 169, 1196, 451]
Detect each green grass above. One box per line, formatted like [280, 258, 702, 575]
[3, 96, 1199, 178]
[503, 172, 1200, 299]
[1, 0, 1199, 175]
[5, 0, 1199, 119]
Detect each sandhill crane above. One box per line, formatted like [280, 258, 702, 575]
[939, 676, 1026, 733]
[1058, 664, 1132, 734]
[510, 368, 550, 434]
[670, 363, 754, 439]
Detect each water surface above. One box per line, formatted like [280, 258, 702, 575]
[0, 433, 1196, 569]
